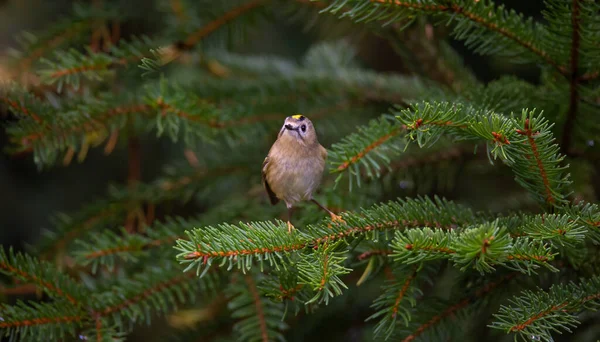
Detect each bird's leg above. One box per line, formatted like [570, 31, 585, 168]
[311, 199, 345, 226]
[286, 204, 295, 233]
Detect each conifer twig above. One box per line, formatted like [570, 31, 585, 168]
[402, 272, 518, 342]
[244, 275, 269, 342]
[179, 0, 267, 49]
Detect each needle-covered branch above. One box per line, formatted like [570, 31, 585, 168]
[317, 0, 563, 73]
[491, 275, 600, 342]
[225, 272, 287, 342]
[396, 102, 571, 207]
[366, 264, 431, 340]
[390, 223, 557, 275]
[90, 263, 222, 330]
[0, 246, 88, 306]
[0, 301, 84, 342]
[174, 196, 478, 277]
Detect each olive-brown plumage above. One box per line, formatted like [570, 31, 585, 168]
[262, 115, 344, 232]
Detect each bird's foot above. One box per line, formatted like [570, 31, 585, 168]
[287, 221, 295, 234]
[327, 213, 346, 228]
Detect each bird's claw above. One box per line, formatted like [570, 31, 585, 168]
[327, 213, 345, 228]
[287, 221, 295, 234]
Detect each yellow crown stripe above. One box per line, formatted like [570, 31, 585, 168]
[292, 114, 303, 119]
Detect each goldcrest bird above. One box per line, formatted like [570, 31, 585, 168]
[262, 114, 345, 233]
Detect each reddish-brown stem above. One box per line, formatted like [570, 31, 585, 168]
[357, 249, 392, 260]
[184, 219, 458, 261]
[18, 22, 90, 71]
[98, 272, 196, 316]
[83, 236, 179, 260]
[403, 273, 518, 342]
[244, 275, 269, 342]
[392, 269, 417, 318]
[127, 137, 141, 185]
[561, 0, 581, 155]
[17, 104, 152, 153]
[0, 96, 42, 123]
[182, 0, 266, 48]
[0, 262, 78, 305]
[48, 56, 140, 78]
[515, 119, 555, 204]
[336, 128, 403, 171]
[0, 283, 38, 296]
[370, 0, 565, 75]
[0, 315, 81, 328]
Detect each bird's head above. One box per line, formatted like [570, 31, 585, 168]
[278, 114, 318, 146]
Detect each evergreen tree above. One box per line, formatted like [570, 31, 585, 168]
[1, 0, 599, 341]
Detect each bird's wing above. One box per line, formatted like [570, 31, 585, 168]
[320, 145, 327, 161]
[262, 156, 279, 205]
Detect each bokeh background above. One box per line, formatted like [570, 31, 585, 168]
[0, 0, 548, 253]
[2, 1, 596, 341]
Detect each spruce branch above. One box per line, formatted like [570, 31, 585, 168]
[396, 102, 571, 207]
[0, 301, 84, 342]
[366, 264, 427, 340]
[91, 263, 222, 330]
[0, 246, 87, 306]
[6, 2, 123, 73]
[297, 242, 351, 305]
[317, 0, 564, 73]
[491, 275, 600, 342]
[175, 196, 478, 277]
[226, 272, 287, 342]
[328, 115, 406, 189]
[391, 223, 556, 275]
[178, 0, 267, 50]
[401, 272, 519, 342]
[38, 36, 154, 91]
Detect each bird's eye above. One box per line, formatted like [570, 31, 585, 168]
[301, 125, 306, 132]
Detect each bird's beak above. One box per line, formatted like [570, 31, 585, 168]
[285, 124, 297, 131]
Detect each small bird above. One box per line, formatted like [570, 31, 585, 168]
[262, 114, 344, 233]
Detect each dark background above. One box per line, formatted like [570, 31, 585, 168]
[0, 0, 546, 252]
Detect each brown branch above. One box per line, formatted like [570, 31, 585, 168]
[17, 104, 152, 153]
[516, 119, 555, 204]
[0, 283, 38, 296]
[561, 0, 582, 155]
[392, 269, 417, 318]
[18, 22, 91, 72]
[181, 0, 266, 49]
[0, 262, 78, 305]
[336, 128, 403, 172]
[0, 315, 81, 328]
[98, 272, 196, 317]
[579, 70, 599, 82]
[403, 272, 518, 342]
[509, 291, 600, 332]
[40, 206, 130, 260]
[184, 219, 458, 261]
[83, 236, 179, 260]
[47, 55, 141, 79]
[370, 0, 565, 74]
[357, 249, 392, 260]
[244, 275, 269, 342]
[0, 96, 43, 123]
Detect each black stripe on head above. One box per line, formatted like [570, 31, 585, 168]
[292, 114, 305, 121]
